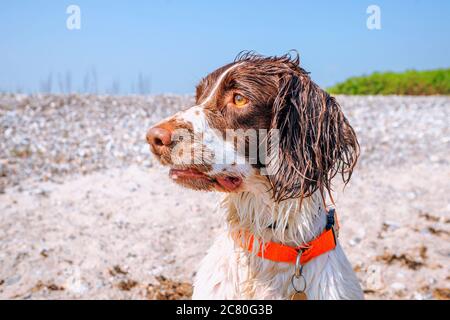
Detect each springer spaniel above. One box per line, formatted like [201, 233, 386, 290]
[146, 53, 364, 300]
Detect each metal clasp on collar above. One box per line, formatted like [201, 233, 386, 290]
[294, 249, 304, 277]
[326, 208, 339, 243]
[290, 249, 307, 300]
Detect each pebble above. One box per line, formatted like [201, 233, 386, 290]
[349, 237, 362, 246]
[5, 275, 21, 286]
[365, 265, 384, 291]
[383, 220, 401, 231]
[390, 282, 406, 292]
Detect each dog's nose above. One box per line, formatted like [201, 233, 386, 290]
[146, 127, 172, 155]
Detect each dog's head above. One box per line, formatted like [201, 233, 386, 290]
[146, 53, 359, 203]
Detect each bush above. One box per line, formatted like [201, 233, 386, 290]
[327, 69, 450, 95]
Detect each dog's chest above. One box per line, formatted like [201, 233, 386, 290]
[192, 232, 293, 299]
[192, 230, 364, 300]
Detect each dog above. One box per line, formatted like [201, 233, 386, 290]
[146, 52, 364, 300]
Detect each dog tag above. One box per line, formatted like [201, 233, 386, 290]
[290, 272, 307, 300]
[291, 292, 307, 300]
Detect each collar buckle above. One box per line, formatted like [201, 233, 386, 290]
[326, 208, 339, 242]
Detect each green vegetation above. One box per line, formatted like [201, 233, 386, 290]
[328, 69, 450, 95]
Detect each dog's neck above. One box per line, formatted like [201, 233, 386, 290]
[222, 178, 327, 247]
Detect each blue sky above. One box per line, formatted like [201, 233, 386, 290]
[0, 0, 449, 94]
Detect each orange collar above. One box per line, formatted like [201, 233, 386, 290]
[236, 209, 339, 265]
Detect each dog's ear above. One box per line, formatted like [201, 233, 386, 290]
[268, 70, 359, 203]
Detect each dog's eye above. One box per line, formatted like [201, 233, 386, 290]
[233, 94, 248, 108]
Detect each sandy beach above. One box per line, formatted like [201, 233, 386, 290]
[0, 94, 449, 299]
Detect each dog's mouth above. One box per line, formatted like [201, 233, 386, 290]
[169, 167, 242, 192]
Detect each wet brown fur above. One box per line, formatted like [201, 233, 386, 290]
[152, 51, 359, 203]
[195, 51, 359, 203]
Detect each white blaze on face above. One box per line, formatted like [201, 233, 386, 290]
[173, 62, 243, 131]
[200, 62, 242, 105]
[172, 62, 252, 176]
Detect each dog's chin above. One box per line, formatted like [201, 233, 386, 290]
[169, 167, 243, 192]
